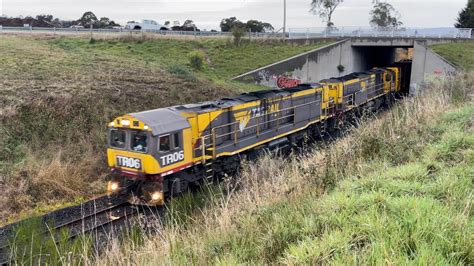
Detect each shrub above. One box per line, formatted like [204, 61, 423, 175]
[188, 50, 206, 70]
[231, 26, 246, 47]
[168, 64, 198, 83]
[337, 64, 345, 72]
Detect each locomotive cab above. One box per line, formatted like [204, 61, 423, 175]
[106, 108, 193, 205]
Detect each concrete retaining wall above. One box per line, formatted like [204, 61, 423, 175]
[410, 40, 457, 94]
[234, 37, 459, 92]
[233, 40, 368, 89]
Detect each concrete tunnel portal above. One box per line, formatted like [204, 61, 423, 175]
[352, 46, 399, 71]
[233, 38, 457, 95]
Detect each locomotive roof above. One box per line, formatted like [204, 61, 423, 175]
[175, 85, 322, 114]
[131, 108, 190, 136]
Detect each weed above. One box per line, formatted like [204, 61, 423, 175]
[188, 50, 206, 70]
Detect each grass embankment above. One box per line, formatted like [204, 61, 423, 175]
[91, 73, 473, 264]
[0, 35, 329, 224]
[431, 41, 474, 70]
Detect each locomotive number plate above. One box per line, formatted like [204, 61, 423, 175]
[116, 156, 142, 170]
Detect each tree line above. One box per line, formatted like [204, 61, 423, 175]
[0, 11, 119, 28]
[1, 2, 472, 31]
[311, 0, 474, 30]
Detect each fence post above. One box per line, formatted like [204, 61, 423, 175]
[90, 24, 93, 39]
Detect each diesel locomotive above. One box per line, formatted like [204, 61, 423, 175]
[107, 64, 410, 205]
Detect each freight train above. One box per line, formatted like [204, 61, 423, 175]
[106, 63, 411, 205]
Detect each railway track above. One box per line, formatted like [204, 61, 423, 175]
[0, 197, 141, 265]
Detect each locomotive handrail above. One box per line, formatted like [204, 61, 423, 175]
[198, 99, 323, 153]
[207, 99, 322, 140]
[208, 99, 322, 134]
[342, 83, 385, 106]
[193, 80, 394, 161]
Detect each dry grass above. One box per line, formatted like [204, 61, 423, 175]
[0, 35, 236, 224]
[0, 34, 327, 224]
[87, 72, 473, 265]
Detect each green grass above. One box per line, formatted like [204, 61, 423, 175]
[431, 41, 474, 71]
[47, 37, 330, 80]
[181, 105, 474, 264]
[88, 74, 473, 265]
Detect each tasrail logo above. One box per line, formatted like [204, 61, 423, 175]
[234, 110, 252, 132]
[234, 103, 280, 132]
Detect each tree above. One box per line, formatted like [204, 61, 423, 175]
[36, 14, 53, 22]
[171, 20, 200, 31]
[79, 11, 98, 28]
[98, 17, 110, 28]
[182, 19, 197, 31]
[232, 26, 246, 46]
[310, 0, 344, 28]
[220, 17, 245, 32]
[370, 2, 403, 30]
[246, 20, 274, 32]
[96, 17, 119, 28]
[164, 21, 170, 27]
[455, 0, 474, 28]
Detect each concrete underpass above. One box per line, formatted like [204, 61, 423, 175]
[233, 37, 460, 94]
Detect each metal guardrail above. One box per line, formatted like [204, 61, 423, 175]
[0, 26, 286, 38]
[289, 27, 473, 39]
[1, 25, 471, 40]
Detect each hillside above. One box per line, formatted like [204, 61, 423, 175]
[431, 41, 474, 70]
[0, 34, 331, 224]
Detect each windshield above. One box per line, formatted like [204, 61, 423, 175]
[110, 129, 126, 149]
[132, 132, 148, 153]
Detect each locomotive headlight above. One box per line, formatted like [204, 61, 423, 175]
[121, 120, 131, 126]
[144, 125, 149, 130]
[107, 181, 121, 196]
[109, 122, 115, 127]
[151, 192, 163, 202]
[110, 182, 119, 191]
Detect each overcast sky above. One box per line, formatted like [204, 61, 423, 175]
[0, 0, 468, 30]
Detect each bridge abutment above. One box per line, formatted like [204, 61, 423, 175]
[233, 37, 461, 94]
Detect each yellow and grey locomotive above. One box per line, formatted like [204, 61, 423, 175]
[107, 65, 407, 205]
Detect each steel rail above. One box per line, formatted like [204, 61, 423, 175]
[0, 200, 138, 265]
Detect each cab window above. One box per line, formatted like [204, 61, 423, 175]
[159, 135, 170, 152]
[110, 130, 126, 149]
[132, 132, 148, 153]
[173, 133, 180, 149]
